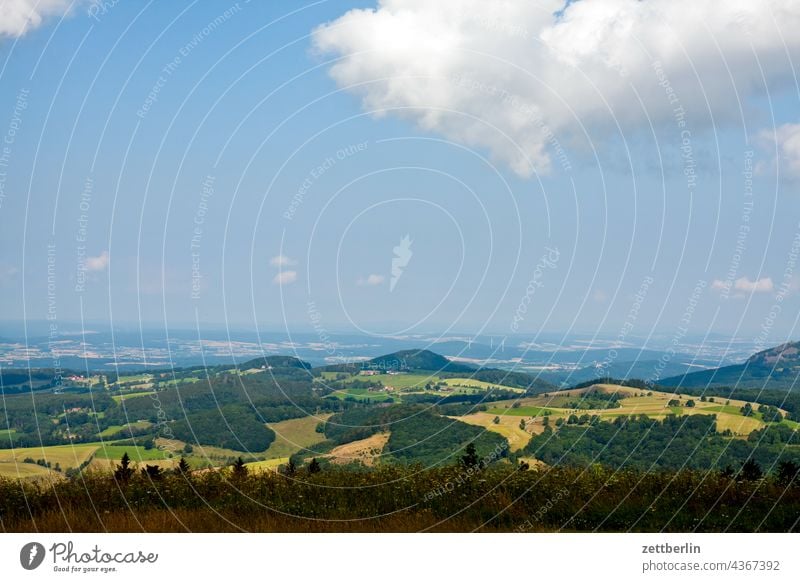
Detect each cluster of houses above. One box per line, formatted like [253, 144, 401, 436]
[358, 369, 405, 377]
[371, 385, 395, 392]
[65, 374, 109, 387]
[357, 368, 410, 392]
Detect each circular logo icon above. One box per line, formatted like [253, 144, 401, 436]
[20, 542, 46, 570]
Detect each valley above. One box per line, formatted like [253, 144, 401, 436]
[2, 343, 799, 479]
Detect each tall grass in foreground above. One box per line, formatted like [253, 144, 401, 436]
[0, 465, 797, 532]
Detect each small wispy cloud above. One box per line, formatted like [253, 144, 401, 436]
[758, 123, 800, 178]
[735, 276, 774, 293]
[733, 277, 775, 293]
[711, 280, 729, 292]
[270, 255, 297, 267]
[357, 274, 385, 286]
[273, 271, 297, 286]
[85, 251, 109, 272]
[714, 276, 774, 294]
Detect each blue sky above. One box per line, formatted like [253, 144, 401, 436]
[1, 0, 800, 345]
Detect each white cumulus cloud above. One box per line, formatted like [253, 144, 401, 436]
[313, 0, 800, 176]
[273, 270, 297, 286]
[711, 279, 730, 292]
[85, 250, 109, 272]
[358, 274, 385, 286]
[270, 255, 297, 267]
[734, 276, 773, 293]
[713, 276, 774, 295]
[0, 0, 76, 38]
[758, 123, 800, 178]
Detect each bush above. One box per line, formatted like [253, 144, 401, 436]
[1, 463, 798, 532]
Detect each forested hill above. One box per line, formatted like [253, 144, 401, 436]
[238, 355, 312, 370]
[320, 349, 554, 393]
[661, 341, 800, 391]
[321, 349, 476, 374]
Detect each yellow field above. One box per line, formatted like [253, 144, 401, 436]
[265, 414, 332, 459]
[0, 462, 57, 479]
[0, 443, 101, 478]
[451, 412, 533, 451]
[606, 386, 775, 436]
[328, 433, 389, 466]
[0, 443, 99, 468]
[517, 456, 549, 470]
[710, 413, 763, 435]
[245, 457, 289, 472]
[567, 384, 772, 413]
[472, 383, 783, 442]
[615, 395, 677, 415]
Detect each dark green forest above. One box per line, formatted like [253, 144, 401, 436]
[525, 414, 800, 471]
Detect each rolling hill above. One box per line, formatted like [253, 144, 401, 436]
[322, 349, 476, 374]
[661, 341, 800, 391]
[239, 355, 312, 370]
[321, 349, 554, 393]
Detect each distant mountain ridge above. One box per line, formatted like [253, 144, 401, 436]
[540, 359, 712, 387]
[320, 349, 476, 374]
[660, 341, 800, 390]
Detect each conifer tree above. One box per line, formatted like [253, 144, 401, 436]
[177, 456, 191, 475]
[461, 443, 479, 468]
[232, 457, 248, 479]
[114, 452, 134, 483]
